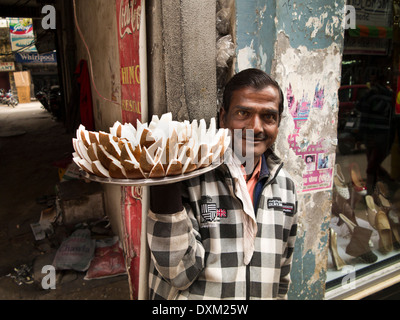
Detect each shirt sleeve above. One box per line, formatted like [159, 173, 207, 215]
[278, 187, 298, 300]
[147, 187, 205, 291]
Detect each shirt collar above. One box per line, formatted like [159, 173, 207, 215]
[242, 154, 269, 182]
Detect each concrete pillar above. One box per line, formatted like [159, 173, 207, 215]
[146, 0, 217, 122]
[235, 0, 346, 299]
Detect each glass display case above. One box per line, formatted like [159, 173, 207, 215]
[325, 1, 400, 299]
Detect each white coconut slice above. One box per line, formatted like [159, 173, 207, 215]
[76, 124, 85, 134]
[198, 119, 207, 141]
[72, 138, 79, 155]
[138, 127, 156, 148]
[107, 135, 122, 159]
[120, 141, 135, 162]
[139, 146, 155, 173]
[88, 131, 100, 144]
[154, 113, 173, 140]
[76, 139, 92, 164]
[92, 160, 111, 178]
[119, 123, 137, 144]
[165, 159, 183, 176]
[221, 129, 231, 157]
[76, 124, 85, 140]
[78, 158, 94, 174]
[182, 157, 197, 173]
[177, 145, 189, 163]
[147, 136, 163, 160]
[97, 144, 119, 170]
[191, 119, 198, 136]
[148, 114, 160, 131]
[211, 144, 223, 163]
[149, 160, 165, 178]
[197, 143, 209, 162]
[87, 143, 99, 161]
[135, 120, 147, 143]
[110, 121, 122, 137]
[123, 159, 146, 179]
[198, 153, 213, 168]
[207, 117, 216, 135]
[153, 147, 164, 164]
[210, 129, 223, 154]
[160, 112, 172, 123]
[99, 131, 112, 147]
[78, 128, 91, 148]
[72, 156, 82, 169]
[161, 128, 178, 165]
[109, 160, 127, 179]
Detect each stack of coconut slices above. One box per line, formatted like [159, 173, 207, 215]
[72, 113, 231, 180]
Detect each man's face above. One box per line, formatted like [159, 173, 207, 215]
[219, 85, 280, 164]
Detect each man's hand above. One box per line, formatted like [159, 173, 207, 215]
[150, 182, 183, 214]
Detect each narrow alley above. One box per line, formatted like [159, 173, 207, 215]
[0, 101, 130, 299]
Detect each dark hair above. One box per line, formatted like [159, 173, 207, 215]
[222, 68, 284, 121]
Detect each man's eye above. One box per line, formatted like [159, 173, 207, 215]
[264, 114, 277, 122]
[237, 110, 249, 117]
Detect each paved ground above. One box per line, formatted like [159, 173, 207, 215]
[0, 102, 130, 300]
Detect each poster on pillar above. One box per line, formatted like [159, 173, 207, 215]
[286, 83, 334, 194]
[116, 0, 143, 300]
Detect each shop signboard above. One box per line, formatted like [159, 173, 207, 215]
[116, 0, 143, 300]
[8, 18, 36, 52]
[15, 52, 57, 64]
[0, 62, 15, 72]
[116, 0, 142, 125]
[344, 0, 392, 55]
[348, 0, 392, 27]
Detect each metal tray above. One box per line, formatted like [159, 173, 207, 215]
[80, 161, 223, 186]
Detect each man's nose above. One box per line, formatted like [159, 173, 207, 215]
[250, 114, 263, 134]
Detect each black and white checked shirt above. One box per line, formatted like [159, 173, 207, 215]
[147, 149, 298, 300]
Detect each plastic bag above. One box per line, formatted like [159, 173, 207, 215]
[84, 236, 126, 280]
[216, 34, 235, 68]
[53, 228, 95, 272]
[216, 7, 231, 35]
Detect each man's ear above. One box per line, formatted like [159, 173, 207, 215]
[219, 107, 226, 128]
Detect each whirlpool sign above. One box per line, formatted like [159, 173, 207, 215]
[15, 52, 57, 64]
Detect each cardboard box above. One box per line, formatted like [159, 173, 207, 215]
[14, 71, 31, 103]
[16, 86, 31, 103]
[14, 71, 30, 87]
[56, 180, 106, 226]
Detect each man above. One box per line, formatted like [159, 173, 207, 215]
[147, 68, 298, 299]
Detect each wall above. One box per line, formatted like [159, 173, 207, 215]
[146, 0, 217, 123]
[235, 0, 345, 299]
[73, 0, 124, 244]
[74, 0, 122, 131]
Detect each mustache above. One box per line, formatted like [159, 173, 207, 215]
[234, 129, 268, 141]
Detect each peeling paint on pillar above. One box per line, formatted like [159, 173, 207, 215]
[235, 0, 345, 299]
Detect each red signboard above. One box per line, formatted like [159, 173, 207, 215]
[117, 0, 142, 124]
[116, 0, 143, 300]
